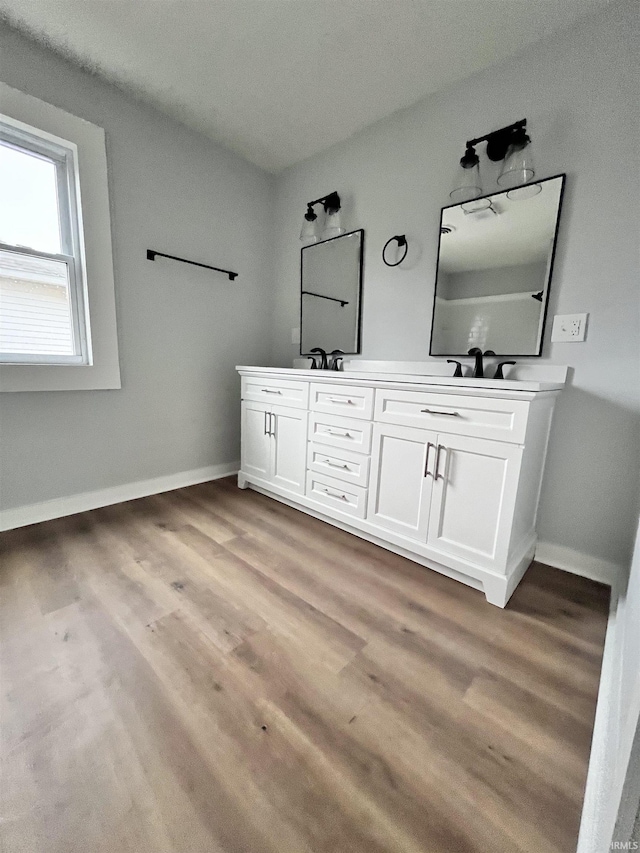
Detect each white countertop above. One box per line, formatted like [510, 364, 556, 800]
[236, 365, 565, 394]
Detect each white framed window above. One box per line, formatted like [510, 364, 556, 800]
[0, 118, 91, 365]
[0, 83, 120, 392]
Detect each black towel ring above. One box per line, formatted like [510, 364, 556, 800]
[382, 235, 408, 267]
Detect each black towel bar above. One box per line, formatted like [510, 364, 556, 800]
[147, 249, 237, 281]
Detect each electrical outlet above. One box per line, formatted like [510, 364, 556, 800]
[291, 327, 300, 345]
[551, 313, 588, 342]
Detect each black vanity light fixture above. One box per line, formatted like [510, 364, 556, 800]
[300, 191, 344, 243]
[450, 119, 540, 209]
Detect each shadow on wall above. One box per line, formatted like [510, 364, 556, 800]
[538, 382, 640, 570]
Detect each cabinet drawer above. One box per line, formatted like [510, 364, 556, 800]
[308, 412, 373, 454]
[374, 389, 528, 444]
[306, 472, 367, 519]
[242, 376, 309, 409]
[308, 443, 370, 488]
[310, 383, 374, 420]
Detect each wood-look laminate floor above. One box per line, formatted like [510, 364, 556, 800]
[0, 477, 609, 853]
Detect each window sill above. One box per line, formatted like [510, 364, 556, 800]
[0, 359, 121, 392]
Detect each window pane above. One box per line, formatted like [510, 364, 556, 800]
[0, 249, 75, 356]
[0, 142, 62, 254]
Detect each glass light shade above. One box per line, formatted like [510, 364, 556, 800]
[449, 161, 483, 204]
[461, 196, 492, 214]
[300, 215, 318, 243]
[497, 139, 535, 189]
[322, 210, 344, 240]
[506, 182, 542, 200]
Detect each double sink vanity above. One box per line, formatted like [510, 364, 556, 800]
[238, 363, 565, 607]
[238, 172, 568, 606]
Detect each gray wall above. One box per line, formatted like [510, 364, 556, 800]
[271, 0, 640, 571]
[0, 24, 274, 509]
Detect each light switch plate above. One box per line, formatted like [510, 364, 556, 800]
[291, 327, 300, 345]
[551, 313, 589, 342]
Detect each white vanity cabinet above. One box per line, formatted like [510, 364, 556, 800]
[368, 393, 525, 573]
[424, 433, 522, 571]
[367, 422, 437, 541]
[240, 399, 272, 481]
[368, 424, 522, 570]
[238, 367, 563, 607]
[240, 394, 308, 496]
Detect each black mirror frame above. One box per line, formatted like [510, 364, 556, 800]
[429, 173, 566, 358]
[300, 228, 365, 357]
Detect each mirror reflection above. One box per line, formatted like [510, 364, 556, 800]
[300, 229, 363, 356]
[430, 174, 565, 356]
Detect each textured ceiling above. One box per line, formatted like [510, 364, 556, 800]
[0, 0, 612, 172]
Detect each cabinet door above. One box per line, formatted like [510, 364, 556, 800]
[367, 423, 438, 541]
[271, 405, 308, 495]
[241, 400, 272, 481]
[426, 434, 522, 571]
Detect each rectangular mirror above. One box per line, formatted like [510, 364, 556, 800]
[430, 174, 565, 357]
[300, 229, 364, 356]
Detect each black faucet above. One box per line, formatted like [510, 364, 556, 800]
[309, 347, 328, 370]
[468, 348, 496, 378]
[329, 349, 345, 371]
[494, 361, 515, 380]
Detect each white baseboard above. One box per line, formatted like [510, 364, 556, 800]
[535, 540, 622, 587]
[0, 461, 240, 532]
